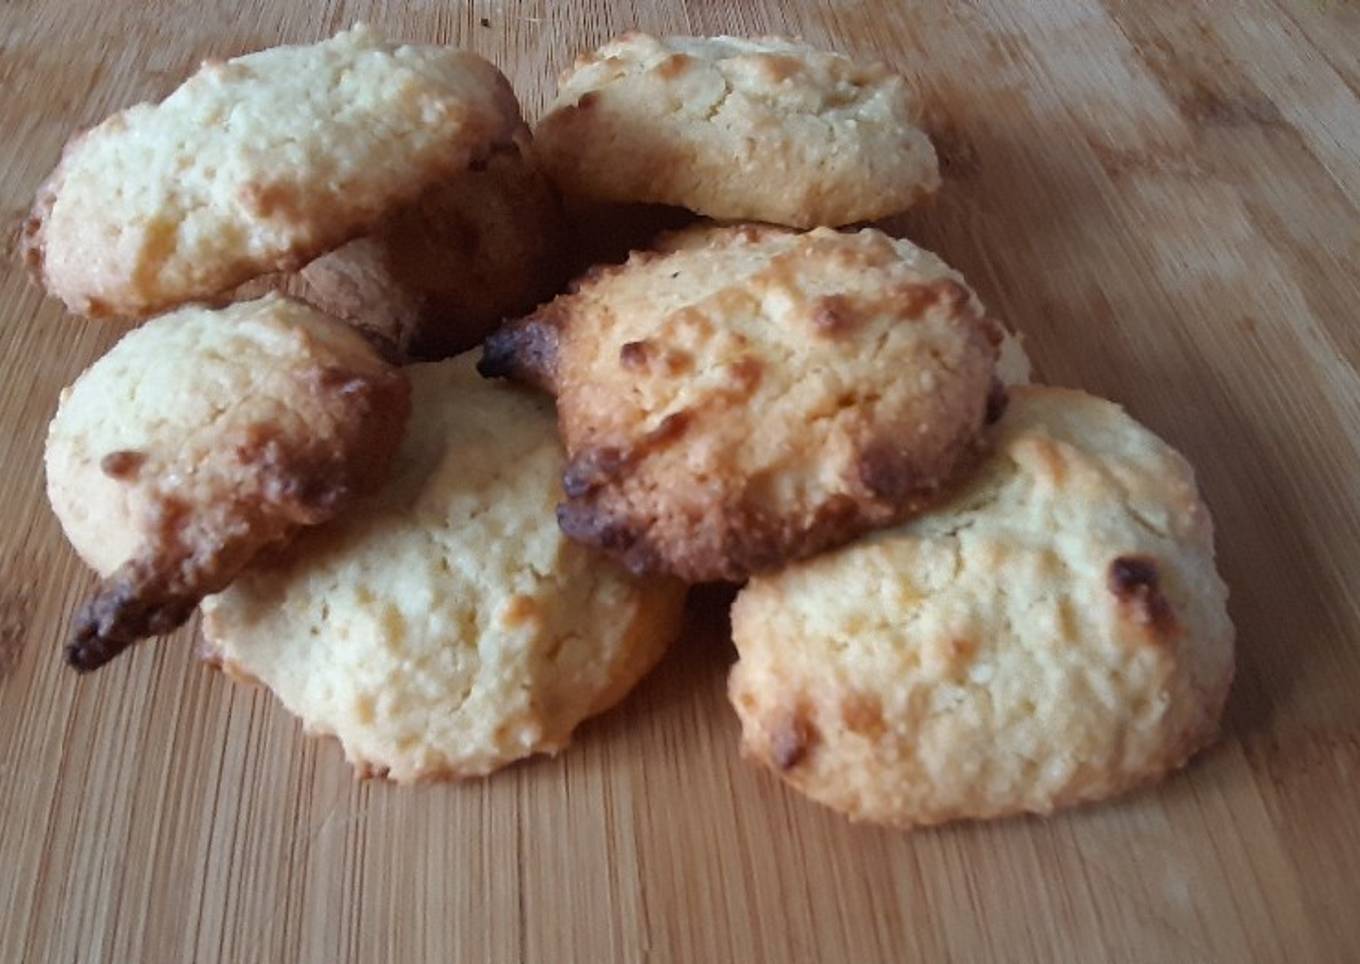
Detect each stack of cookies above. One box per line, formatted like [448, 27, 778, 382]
[25, 26, 1233, 827]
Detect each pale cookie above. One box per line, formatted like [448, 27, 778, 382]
[729, 386, 1234, 828]
[300, 133, 567, 360]
[200, 355, 686, 781]
[481, 224, 1003, 582]
[22, 25, 522, 319]
[46, 294, 410, 671]
[535, 33, 939, 228]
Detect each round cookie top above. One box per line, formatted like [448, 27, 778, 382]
[481, 224, 1002, 583]
[22, 25, 523, 319]
[46, 293, 409, 670]
[299, 132, 567, 361]
[534, 33, 939, 228]
[728, 386, 1235, 828]
[200, 354, 687, 781]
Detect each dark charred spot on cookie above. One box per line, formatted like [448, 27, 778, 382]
[100, 450, 146, 480]
[653, 52, 694, 79]
[1108, 555, 1178, 637]
[66, 562, 199, 673]
[857, 445, 917, 502]
[770, 710, 817, 770]
[231, 422, 349, 522]
[812, 295, 854, 337]
[478, 315, 561, 391]
[840, 692, 885, 738]
[984, 378, 1009, 425]
[562, 446, 627, 498]
[619, 339, 651, 370]
[556, 501, 662, 575]
[620, 540, 665, 576]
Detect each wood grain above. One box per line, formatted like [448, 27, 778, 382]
[3, 1, 1359, 961]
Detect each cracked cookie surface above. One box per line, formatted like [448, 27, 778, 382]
[23, 25, 522, 319]
[728, 386, 1235, 827]
[201, 354, 686, 781]
[482, 224, 1001, 582]
[45, 294, 410, 670]
[534, 33, 939, 227]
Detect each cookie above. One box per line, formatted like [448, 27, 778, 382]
[728, 386, 1234, 828]
[22, 25, 523, 319]
[534, 33, 939, 228]
[45, 294, 410, 671]
[200, 354, 686, 781]
[481, 224, 1002, 582]
[299, 133, 567, 360]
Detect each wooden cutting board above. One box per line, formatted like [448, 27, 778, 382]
[3, 1, 1358, 961]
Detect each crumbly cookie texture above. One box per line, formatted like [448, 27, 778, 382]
[300, 133, 567, 361]
[45, 294, 410, 671]
[729, 386, 1234, 828]
[535, 33, 939, 228]
[22, 24, 523, 319]
[201, 355, 686, 781]
[481, 224, 1002, 582]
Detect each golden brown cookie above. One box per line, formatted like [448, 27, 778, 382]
[729, 387, 1235, 828]
[299, 134, 568, 360]
[45, 294, 409, 670]
[201, 354, 686, 780]
[23, 25, 522, 319]
[481, 224, 1002, 582]
[535, 33, 939, 227]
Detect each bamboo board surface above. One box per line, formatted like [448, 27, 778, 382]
[2, 1, 1359, 961]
